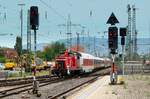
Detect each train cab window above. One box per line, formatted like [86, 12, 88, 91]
[57, 61, 65, 69]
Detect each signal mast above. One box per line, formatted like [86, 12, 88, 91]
[106, 12, 119, 84]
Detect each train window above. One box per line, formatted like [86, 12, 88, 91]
[94, 60, 101, 64]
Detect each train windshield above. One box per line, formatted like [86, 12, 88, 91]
[56, 61, 65, 69]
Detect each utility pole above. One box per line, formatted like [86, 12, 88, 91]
[27, 10, 31, 53]
[18, 3, 25, 76]
[98, 31, 107, 57]
[87, 30, 91, 53]
[76, 33, 80, 51]
[27, 9, 31, 73]
[94, 36, 96, 56]
[81, 26, 86, 48]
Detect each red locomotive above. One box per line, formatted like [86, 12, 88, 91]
[52, 49, 111, 77]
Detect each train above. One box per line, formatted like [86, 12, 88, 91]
[52, 49, 112, 77]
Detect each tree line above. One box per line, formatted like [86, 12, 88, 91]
[14, 36, 66, 62]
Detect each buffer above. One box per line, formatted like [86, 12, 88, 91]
[107, 12, 119, 25]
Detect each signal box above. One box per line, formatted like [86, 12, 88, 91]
[30, 6, 39, 30]
[108, 27, 118, 49]
[120, 28, 127, 36]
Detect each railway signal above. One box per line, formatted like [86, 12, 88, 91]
[30, 6, 39, 76]
[120, 28, 127, 46]
[30, 6, 39, 30]
[120, 28, 127, 36]
[108, 26, 118, 53]
[30, 6, 40, 95]
[120, 27, 127, 77]
[107, 12, 119, 84]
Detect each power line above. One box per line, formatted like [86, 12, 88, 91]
[39, 0, 66, 21]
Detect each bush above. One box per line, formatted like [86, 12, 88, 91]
[0, 57, 6, 63]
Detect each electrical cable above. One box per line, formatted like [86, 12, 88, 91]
[39, 0, 66, 21]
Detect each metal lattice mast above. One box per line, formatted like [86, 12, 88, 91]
[132, 5, 137, 56]
[126, 4, 132, 60]
[94, 36, 96, 56]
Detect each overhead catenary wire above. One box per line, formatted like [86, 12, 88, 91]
[39, 0, 66, 21]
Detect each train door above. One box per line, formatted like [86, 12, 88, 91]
[56, 61, 66, 77]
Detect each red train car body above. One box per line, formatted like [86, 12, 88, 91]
[52, 49, 111, 77]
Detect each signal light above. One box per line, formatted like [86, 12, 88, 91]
[108, 27, 118, 49]
[120, 28, 127, 36]
[30, 6, 39, 30]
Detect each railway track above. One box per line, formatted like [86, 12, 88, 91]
[49, 76, 100, 99]
[0, 67, 110, 98]
[0, 75, 55, 87]
[0, 77, 64, 98]
[49, 68, 110, 99]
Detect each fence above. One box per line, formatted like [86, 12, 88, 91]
[124, 61, 150, 74]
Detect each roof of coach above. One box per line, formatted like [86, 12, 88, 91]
[97, 57, 105, 60]
[78, 52, 103, 60]
[104, 57, 111, 61]
[78, 52, 95, 59]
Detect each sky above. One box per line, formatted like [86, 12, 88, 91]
[0, 0, 149, 48]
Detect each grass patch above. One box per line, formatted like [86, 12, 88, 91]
[8, 72, 20, 78]
[35, 70, 49, 76]
[7, 70, 49, 79]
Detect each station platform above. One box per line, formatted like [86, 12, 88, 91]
[68, 74, 150, 99]
[68, 76, 111, 99]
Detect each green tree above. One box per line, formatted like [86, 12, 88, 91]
[14, 36, 22, 57]
[0, 52, 6, 63]
[43, 42, 66, 61]
[37, 50, 45, 59]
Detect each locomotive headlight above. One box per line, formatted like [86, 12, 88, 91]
[67, 65, 70, 75]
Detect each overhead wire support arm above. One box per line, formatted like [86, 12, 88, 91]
[57, 14, 83, 49]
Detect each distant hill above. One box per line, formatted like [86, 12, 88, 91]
[23, 37, 150, 55]
[23, 43, 49, 51]
[59, 37, 150, 55]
